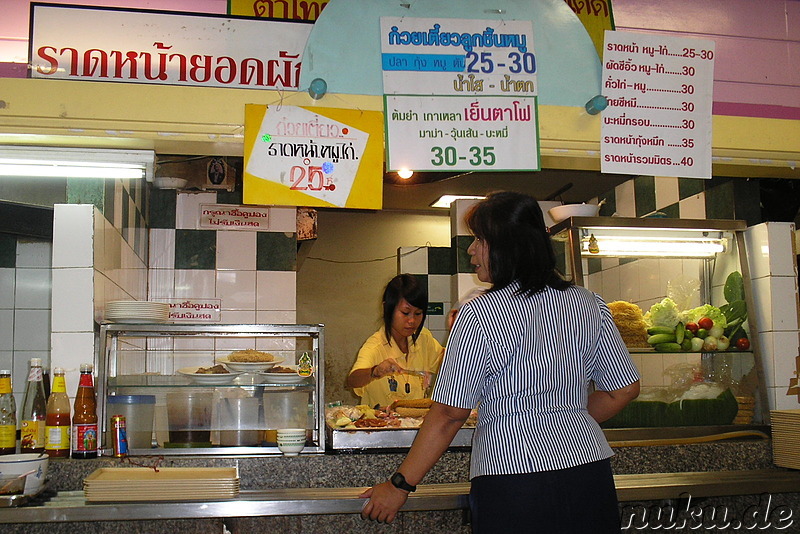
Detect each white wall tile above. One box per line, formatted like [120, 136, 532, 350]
[14, 268, 51, 309]
[399, 247, 427, 274]
[639, 354, 665, 387]
[678, 194, 705, 219]
[614, 180, 636, 217]
[745, 223, 776, 281]
[654, 176, 679, 210]
[760, 331, 800, 389]
[176, 192, 217, 230]
[585, 271, 602, 295]
[637, 259, 661, 301]
[772, 387, 800, 410]
[13, 352, 50, 395]
[15, 239, 52, 269]
[269, 207, 297, 233]
[13, 309, 51, 350]
[51, 268, 94, 332]
[174, 269, 216, 299]
[219, 309, 256, 324]
[52, 204, 94, 268]
[0, 268, 15, 308]
[0, 351, 12, 374]
[428, 274, 450, 302]
[451, 198, 482, 237]
[149, 229, 176, 270]
[148, 268, 175, 299]
[216, 270, 256, 309]
[770, 276, 799, 331]
[216, 231, 256, 271]
[618, 261, 640, 303]
[600, 267, 620, 302]
[254, 336, 297, 352]
[256, 310, 297, 325]
[0, 310, 13, 350]
[92, 208, 107, 273]
[766, 222, 797, 277]
[50, 332, 95, 377]
[256, 271, 296, 311]
[751, 276, 773, 332]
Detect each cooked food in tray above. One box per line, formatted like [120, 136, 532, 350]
[265, 365, 296, 374]
[326, 402, 477, 430]
[227, 349, 275, 362]
[195, 364, 229, 374]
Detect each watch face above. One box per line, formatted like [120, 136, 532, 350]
[391, 472, 415, 491]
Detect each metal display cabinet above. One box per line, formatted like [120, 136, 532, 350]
[549, 216, 770, 429]
[97, 323, 325, 455]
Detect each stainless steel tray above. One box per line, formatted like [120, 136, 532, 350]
[0, 483, 50, 508]
[327, 426, 474, 450]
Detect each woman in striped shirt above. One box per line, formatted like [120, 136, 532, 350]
[361, 191, 640, 532]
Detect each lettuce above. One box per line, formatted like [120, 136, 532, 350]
[681, 304, 727, 329]
[645, 298, 681, 328]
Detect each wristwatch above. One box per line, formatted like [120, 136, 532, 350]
[390, 472, 417, 492]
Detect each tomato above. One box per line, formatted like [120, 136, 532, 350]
[698, 317, 714, 330]
[736, 338, 751, 350]
[685, 322, 699, 334]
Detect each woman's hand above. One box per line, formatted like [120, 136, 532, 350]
[371, 357, 404, 379]
[360, 481, 409, 524]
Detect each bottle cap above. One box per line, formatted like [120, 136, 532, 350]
[80, 363, 94, 372]
[30, 358, 42, 367]
[53, 367, 65, 374]
[0, 369, 10, 375]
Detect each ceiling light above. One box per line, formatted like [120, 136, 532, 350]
[430, 195, 486, 209]
[397, 169, 414, 179]
[579, 231, 728, 258]
[0, 146, 155, 181]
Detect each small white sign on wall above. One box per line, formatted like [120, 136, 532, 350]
[160, 299, 222, 322]
[199, 204, 270, 231]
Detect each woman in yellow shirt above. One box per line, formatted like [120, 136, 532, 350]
[347, 274, 444, 408]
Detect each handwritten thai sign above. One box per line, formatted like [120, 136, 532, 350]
[385, 95, 539, 172]
[243, 104, 385, 209]
[380, 17, 537, 97]
[228, 0, 329, 20]
[161, 299, 221, 323]
[600, 30, 715, 179]
[29, 4, 312, 90]
[199, 204, 270, 231]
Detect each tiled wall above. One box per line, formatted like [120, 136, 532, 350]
[398, 246, 454, 345]
[0, 234, 52, 406]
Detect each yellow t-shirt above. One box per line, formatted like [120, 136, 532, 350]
[350, 327, 444, 407]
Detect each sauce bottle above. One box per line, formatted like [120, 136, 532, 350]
[71, 363, 98, 459]
[20, 358, 47, 454]
[0, 369, 17, 455]
[45, 367, 71, 458]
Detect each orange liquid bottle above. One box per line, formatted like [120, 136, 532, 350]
[0, 369, 16, 455]
[71, 363, 98, 459]
[45, 367, 71, 458]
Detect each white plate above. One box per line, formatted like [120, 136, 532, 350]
[259, 367, 310, 384]
[177, 367, 242, 384]
[217, 357, 284, 373]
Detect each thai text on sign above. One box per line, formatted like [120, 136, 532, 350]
[199, 204, 270, 231]
[228, 0, 329, 20]
[30, 4, 312, 90]
[600, 30, 715, 179]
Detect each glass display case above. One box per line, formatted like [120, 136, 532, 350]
[97, 323, 325, 455]
[549, 216, 769, 430]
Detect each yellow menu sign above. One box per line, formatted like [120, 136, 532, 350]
[228, 0, 329, 20]
[243, 104, 384, 209]
[564, 0, 615, 60]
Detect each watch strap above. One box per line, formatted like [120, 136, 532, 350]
[390, 471, 417, 492]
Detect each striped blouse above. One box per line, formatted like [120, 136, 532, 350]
[432, 282, 640, 479]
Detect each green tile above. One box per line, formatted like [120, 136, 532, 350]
[661, 203, 680, 219]
[679, 178, 705, 199]
[587, 257, 603, 275]
[149, 189, 177, 229]
[634, 176, 656, 217]
[0, 233, 16, 268]
[103, 179, 116, 224]
[598, 188, 616, 217]
[175, 229, 217, 270]
[620, 258, 637, 266]
[733, 179, 761, 227]
[216, 188, 242, 205]
[66, 178, 105, 211]
[454, 235, 473, 274]
[705, 181, 736, 220]
[427, 247, 453, 275]
[122, 189, 131, 243]
[411, 274, 428, 295]
[256, 232, 296, 271]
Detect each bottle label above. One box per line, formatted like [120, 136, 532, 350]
[0, 424, 15, 449]
[28, 367, 43, 382]
[21, 419, 45, 450]
[51, 375, 67, 394]
[46, 425, 70, 451]
[72, 423, 98, 453]
[0, 377, 10, 395]
[78, 372, 94, 387]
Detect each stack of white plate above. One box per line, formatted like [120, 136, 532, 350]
[771, 410, 800, 469]
[84, 467, 239, 502]
[106, 301, 169, 324]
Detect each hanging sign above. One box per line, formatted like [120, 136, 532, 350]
[30, 4, 312, 90]
[385, 95, 539, 172]
[228, 0, 329, 20]
[380, 17, 537, 97]
[600, 30, 715, 179]
[243, 105, 384, 209]
[199, 204, 270, 231]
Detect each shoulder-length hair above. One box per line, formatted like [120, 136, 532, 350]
[382, 273, 428, 345]
[465, 191, 572, 296]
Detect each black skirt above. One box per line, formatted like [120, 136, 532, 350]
[469, 458, 621, 533]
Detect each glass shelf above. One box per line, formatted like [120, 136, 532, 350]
[109, 374, 316, 388]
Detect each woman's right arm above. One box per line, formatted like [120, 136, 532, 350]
[346, 357, 402, 388]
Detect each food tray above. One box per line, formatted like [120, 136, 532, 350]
[327, 426, 474, 450]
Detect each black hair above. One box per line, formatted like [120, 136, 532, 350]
[465, 191, 572, 296]
[382, 274, 428, 345]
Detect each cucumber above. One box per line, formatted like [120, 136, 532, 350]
[647, 326, 675, 336]
[654, 342, 683, 352]
[675, 323, 685, 344]
[647, 333, 677, 345]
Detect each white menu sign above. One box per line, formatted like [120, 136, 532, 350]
[199, 204, 270, 231]
[380, 17, 537, 97]
[600, 31, 715, 179]
[385, 95, 539, 172]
